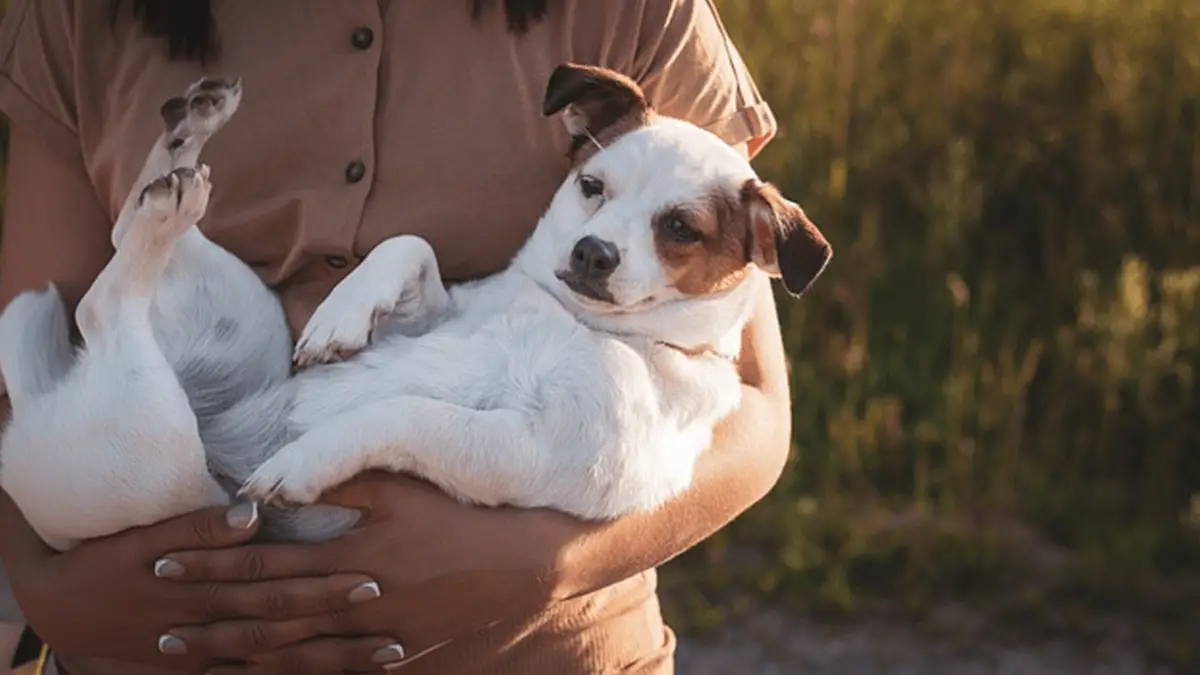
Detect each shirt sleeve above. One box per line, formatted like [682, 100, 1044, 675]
[0, 0, 80, 160]
[629, 0, 777, 158]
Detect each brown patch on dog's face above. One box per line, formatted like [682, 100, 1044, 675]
[653, 182, 833, 299]
[542, 63, 654, 165]
[653, 190, 755, 297]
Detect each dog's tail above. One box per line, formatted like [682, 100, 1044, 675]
[199, 381, 362, 543]
[0, 285, 74, 412]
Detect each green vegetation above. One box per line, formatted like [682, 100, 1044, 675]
[659, 0, 1200, 668]
[0, 0, 1196, 668]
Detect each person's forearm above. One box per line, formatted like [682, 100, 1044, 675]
[0, 397, 46, 575]
[531, 280, 795, 600]
[0, 622, 22, 675]
[0, 491, 34, 569]
[0, 398, 20, 559]
[0, 412, 25, 675]
[547, 378, 790, 600]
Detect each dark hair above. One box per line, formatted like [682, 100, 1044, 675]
[108, 0, 550, 63]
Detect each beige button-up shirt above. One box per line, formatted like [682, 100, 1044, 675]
[0, 1, 777, 673]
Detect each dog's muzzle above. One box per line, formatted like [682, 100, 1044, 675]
[556, 236, 619, 303]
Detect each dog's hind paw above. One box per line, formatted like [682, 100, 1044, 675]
[240, 447, 338, 507]
[293, 297, 393, 370]
[160, 76, 243, 151]
[135, 165, 212, 242]
[292, 334, 366, 371]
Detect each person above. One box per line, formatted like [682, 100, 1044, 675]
[0, 1, 795, 673]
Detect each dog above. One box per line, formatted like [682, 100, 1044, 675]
[0, 64, 831, 557]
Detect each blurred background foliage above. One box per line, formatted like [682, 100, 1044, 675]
[659, 0, 1200, 667]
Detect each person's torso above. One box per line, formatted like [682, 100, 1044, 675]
[53, 2, 676, 673]
[78, 2, 659, 335]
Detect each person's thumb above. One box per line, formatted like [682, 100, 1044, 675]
[133, 500, 262, 556]
[316, 470, 425, 516]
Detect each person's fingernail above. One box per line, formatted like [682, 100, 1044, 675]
[157, 634, 187, 656]
[372, 643, 406, 664]
[347, 580, 381, 604]
[153, 558, 185, 579]
[226, 501, 259, 530]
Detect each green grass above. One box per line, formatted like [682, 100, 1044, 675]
[660, 0, 1200, 669]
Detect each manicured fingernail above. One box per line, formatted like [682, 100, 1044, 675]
[372, 643, 406, 664]
[347, 580, 381, 604]
[158, 634, 187, 655]
[226, 501, 259, 529]
[154, 558, 185, 579]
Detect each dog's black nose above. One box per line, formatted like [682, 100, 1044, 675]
[570, 236, 620, 279]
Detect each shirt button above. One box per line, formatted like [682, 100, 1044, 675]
[325, 255, 349, 269]
[345, 159, 366, 184]
[351, 27, 374, 50]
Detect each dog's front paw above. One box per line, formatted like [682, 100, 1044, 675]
[160, 76, 243, 150]
[135, 165, 212, 240]
[239, 448, 334, 507]
[293, 291, 396, 370]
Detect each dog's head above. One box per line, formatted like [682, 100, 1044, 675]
[531, 64, 832, 331]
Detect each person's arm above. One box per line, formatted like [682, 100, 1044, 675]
[543, 280, 790, 598]
[0, 615, 20, 675]
[529, 0, 793, 599]
[0, 131, 114, 329]
[0, 123, 116, 539]
[0, 122, 403, 673]
[1, 4, 375, 670]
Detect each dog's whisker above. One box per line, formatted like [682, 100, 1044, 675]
[582, 127, 604, 152]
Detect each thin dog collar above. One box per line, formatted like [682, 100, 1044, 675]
[532, 275, 737, 362]
[654, 339, 736, 362]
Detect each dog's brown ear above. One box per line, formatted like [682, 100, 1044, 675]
[542, 63, 652, 149]
[742, 180, 832, 297]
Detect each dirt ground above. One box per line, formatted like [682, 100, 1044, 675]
[672, 606, 1176, 675]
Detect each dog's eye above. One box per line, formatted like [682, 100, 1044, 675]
[662, 216, 701, 243]
[579, 174, 605, 200]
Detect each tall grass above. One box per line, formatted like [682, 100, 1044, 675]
[661, 0, 1200, 663]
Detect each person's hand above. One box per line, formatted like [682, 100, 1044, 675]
[0, 491, 391, 674]
[156, 473, 575, 673]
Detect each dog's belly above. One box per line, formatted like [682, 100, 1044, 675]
[287, 298, 586, 433]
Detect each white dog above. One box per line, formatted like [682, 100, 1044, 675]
[0, 65, 831, 557]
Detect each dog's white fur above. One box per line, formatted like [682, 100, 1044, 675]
[0, 69, 829, 563]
